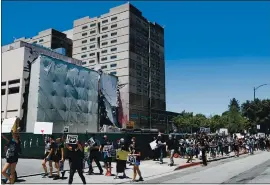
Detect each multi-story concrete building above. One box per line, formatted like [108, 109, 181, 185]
[1, 41, 81, 122]
[12, 29, 73, 57]
[72, 3, 166, 129]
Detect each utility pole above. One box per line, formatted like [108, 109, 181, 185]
[253, 84, 269, 101]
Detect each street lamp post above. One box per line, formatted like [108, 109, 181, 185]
[253, 84, 270, 101]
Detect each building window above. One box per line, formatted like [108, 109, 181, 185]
[89, 52, 95, 56]
[90, 30, 96, 34]
[82, 25, 88, 29]
[81, 47, 87, 51]
[111, 17, 117, 21]
[101, 65, 107, 69]
[1, 82, 6, 86]
[110, 63, 117, 68]
[102, 42, 108, 46]
[102, 20, 108, 24]
[90, 23, 96, 27]
[101, 50, 107, 54]
[90, 38, 96, 42]
[7, 110, 18, 112]
[82, 33, 87, 36]
[110, 71, 117, 75]
[102, 27, 108, 31]
[82, 61, 87, 65]
[8, 87, 19, 94]
[102, 35, 108, 39]
[82, 40, 87, 44]
[111, 48, 117, 52]
[1, 89, 6, 95]
[89, 60, 95, 63]
[81, 54, 87, 58]
[9, 79, 20, 85]
[89, 45, 95, 49]
[111, 32, 117, 36]
[111, 24, 117, 28]
[101, 57, 107, 61]
[110, 55, 117, 59]
[111, 39, 117, 44]
[39, 39, 44, 42]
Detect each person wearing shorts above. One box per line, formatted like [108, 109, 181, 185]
[42, 136, 53, 178]
[2, 133, 20, 184]
[131, 140, 143, 182]
[100, 135, 113, 176]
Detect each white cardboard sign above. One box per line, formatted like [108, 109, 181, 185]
[150, 140, 157, 150]
[66, 135, 78, 144]
[34, 122, 53, 135]
[2, 117, 17, 133]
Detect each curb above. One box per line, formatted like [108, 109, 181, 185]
[174, 152, 248, 171]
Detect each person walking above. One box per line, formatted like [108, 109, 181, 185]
[88, 134, 103, 175]
[41, 136, 53, 178]
[166, 134, 176, 166]
[1, 133, 21, 184]
[83, 142, 90, 172]
[130, 139, 143, 182]
[156, 134, 165, 164]
[66, 141, 86, 184]
[200, 136, 207, 166]
[100, 135, 114, 176]
[46, 136, 60, 180]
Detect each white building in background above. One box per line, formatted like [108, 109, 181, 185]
[1, 41, 81, 121]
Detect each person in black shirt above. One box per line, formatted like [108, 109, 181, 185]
[156, 134, 165, 164]
[1, 132, 20, 184]
[199, 136, 207, 166]
[66, 141, 86, 184]
[166, 135, 176, 166]
[88, 134, 103, 175]
[46, 136, 60, 179]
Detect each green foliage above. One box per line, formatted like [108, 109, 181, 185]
[173, 98, 270, 134]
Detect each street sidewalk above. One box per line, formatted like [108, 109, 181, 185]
[1, 151, 250, 184]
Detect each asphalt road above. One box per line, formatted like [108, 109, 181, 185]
[144, 151, 270, 184]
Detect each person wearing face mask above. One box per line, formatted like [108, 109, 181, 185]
[166, 135, 176, 166]
[156, 133, 165, 164]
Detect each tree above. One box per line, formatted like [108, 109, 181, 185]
[241, 99, 270, 133]
[229, 98, 241, 112]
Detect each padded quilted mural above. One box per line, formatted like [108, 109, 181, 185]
[27, 55, 118, 133]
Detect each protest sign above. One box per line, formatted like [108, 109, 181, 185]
[34, 122, 53, 135]
[66, 135, 78, 144]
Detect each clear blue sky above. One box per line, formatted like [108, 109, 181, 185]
[2, 1, 270, 116]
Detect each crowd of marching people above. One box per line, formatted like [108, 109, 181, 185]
[152, 133, 270, 166]
[2, 131, 270, 184]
